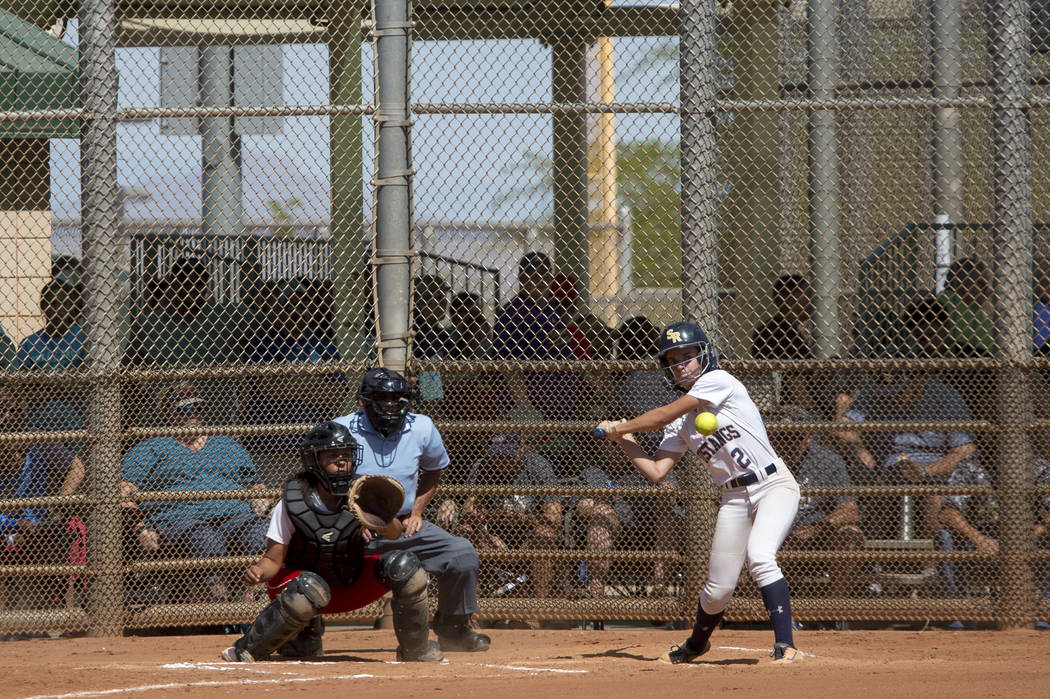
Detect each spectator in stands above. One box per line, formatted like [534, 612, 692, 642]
[775, 408, 864, 601]
[17, 279, 87, 433]
[0, 327, 15, 371]
[242, 280, 346, 485]
[412, 274, 453, 361]
[435, 429, 564, 614]
[493, 252, 580, 421]
[939, 258, 993, 357]
[412, 274, 452, 405]
[1034, 260, 1050, 354]
[126, 257, 256, 426]
[611, 315, 681, 593]
[120, 383, 270, 601]
[751, 274, 816, 412]
[0, 385, 85, 612]
[443, 291, 498, 470]
[838, 350, 977, 540]
[448, 291, 491, 361]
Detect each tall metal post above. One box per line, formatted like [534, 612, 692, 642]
[330, 3, 369, 371]
[79, 0, 125, 637]
[808, 0, 842, 359]
[678, 0, 719, 617]
[991, 0, 1036, 629]
[932, 0, 963, 289]
[679, 0, 720, 344]
[552, 35, 590, 296]
[372, 0, 413, 373]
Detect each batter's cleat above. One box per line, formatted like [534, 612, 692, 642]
[397, 639, 445, 662]
[221, 646, 255, 662]
[659, 638, 710, 664]
[433, 613, 491, 652]
[771, 642, 801, 663]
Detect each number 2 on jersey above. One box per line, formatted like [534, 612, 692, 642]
[730, 447, 752, 469]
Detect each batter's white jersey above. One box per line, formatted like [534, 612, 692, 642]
[659, 369, 788, 488]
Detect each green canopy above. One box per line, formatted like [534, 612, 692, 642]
[0, 8, 78, 138]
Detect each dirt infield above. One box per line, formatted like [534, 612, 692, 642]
[4, 627, 1048, 699]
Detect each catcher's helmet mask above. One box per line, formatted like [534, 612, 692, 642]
[656, 321, 718, 393]
[358, 367, 413, 437]
[300, 421, 362, 497]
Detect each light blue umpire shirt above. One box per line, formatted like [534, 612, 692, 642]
[333, 410, 450, 516]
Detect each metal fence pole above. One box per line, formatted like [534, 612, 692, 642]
[932, 0, 964, 243]
[991, 0, 1036, 629]
[373, 0, 413, 373]
[679, 0, 720, 344]
[808, 0, 842, 359]
[79, 0, 125, 637]
[329, 4, 369, 372]
[678, 0, 719, 617]
[551, 35, 591, 295]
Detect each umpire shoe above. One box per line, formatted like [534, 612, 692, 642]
[771, 642, 801, 663]
[433, 613, 491, 652]
[397, 639, 445, 662]
[659, 638, 710, 664]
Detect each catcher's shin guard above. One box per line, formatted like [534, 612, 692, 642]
[278, 616, 325, 658]
[232, 572, 331, 661]
[376, 550, 442, 661]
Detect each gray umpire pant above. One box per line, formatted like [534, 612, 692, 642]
[364, 520, 480, 617]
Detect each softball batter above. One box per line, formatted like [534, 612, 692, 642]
[596, 321, 801, 664]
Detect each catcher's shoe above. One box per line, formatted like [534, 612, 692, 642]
[221, 646, 255, 662]
[659, 638, 711, 664]
[434, 613, 491, 652]
[771, 642, 801, 663]
[397, 639, 445, 662]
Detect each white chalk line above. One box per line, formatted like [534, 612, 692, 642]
[22, 674, 381, 699]
[474, 663, 587, 674]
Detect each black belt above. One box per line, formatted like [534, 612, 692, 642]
[723, 464, 777, 490]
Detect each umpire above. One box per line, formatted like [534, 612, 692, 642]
[334, 367, 490, 652]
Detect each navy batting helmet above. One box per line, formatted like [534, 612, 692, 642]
[358, 367, 413, 437]
[300, 420, 361, 496]
[656, 321, 717, 392]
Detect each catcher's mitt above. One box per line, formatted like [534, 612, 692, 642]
[348, 475, 405, 531]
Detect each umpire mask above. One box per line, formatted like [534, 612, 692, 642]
[358, 368, 413, 437]
[300, 421, 361, 496]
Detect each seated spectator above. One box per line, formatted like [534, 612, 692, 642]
[611, 316, 682, 592]
[938, 258, 993, 357]
[412, 274, 452, 404]
[443, 291, 497, 469]
[448, 291, 491, 361]
[934, 455, 1050, 627]
[492, 252, 580, 421]
[17, 279, 87, 433]
[1034, 260, 1050, 354]
[125, 257, 257, 426]
[550, 273, 614, 417]
[0, 385, 86, 611]
[751, 274, 816, 412]
[120, 383, 270, 602]
[0, 326, 15, 371]
[839, 363, 977, 540]
[434, 430, 564, 613]
[242, 280, 346, 485]
[774, 408, 864, 600]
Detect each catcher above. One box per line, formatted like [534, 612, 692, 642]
[221, 420, 444, 663]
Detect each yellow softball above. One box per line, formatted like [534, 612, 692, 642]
[694, 411, 718, 436]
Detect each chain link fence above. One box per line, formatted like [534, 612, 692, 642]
[0, 0, 1048, 637]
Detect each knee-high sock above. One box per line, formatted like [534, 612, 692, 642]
[687, 599, 724, 652]
[759, 577, 794, 647]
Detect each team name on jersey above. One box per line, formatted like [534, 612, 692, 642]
[696, 425, 741, 461]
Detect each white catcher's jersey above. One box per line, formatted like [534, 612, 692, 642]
[658, 369, 788, 488]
